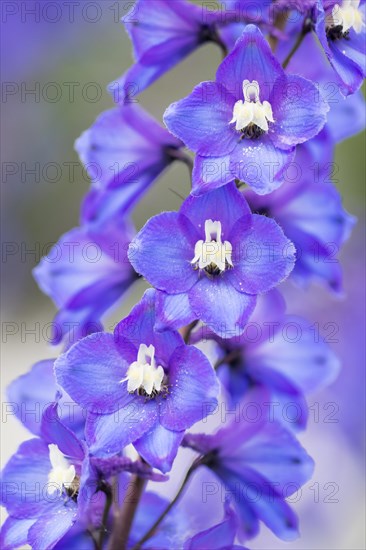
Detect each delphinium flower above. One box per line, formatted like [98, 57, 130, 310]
[49, 489, 179, 550]
[128, 183, 295, 336]
[217, 0, 273, 52]
[183, 391, 314, 541]
[273, 0, 317, 10]
[55, 289, 219, 472]
[6, 359, 85, 437]
[164, 24, 329, 195]
[277, 0, 366, 95]
[195, 291, 340, 428]
[315, 0, 366, 96]
[1, 405, 89, 548]
[245, 170, 356, 292]
[110, 0, 270, 104]
[33, 216, 138, 346]
[1, 399, 166, 550]
[76, 103, 185, 225]
[183, 501, 248, 550]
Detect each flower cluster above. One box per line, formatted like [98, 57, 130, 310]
[2, 1, 364, 549]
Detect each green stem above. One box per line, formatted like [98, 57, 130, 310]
[107, 475, 146, 550]
[130, 461, 199, 550]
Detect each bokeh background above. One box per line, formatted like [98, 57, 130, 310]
[1, 1, 365, 548]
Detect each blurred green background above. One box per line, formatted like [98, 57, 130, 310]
[1, 1, 365, 548]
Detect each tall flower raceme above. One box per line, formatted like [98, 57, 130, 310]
[2, 1, 364, 549]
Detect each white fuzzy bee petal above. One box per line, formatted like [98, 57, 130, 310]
[124, 344, 165, 396]
[191, 220, 234, 273]
[230, 80, 273, 134]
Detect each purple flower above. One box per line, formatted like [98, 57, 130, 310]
[128, 183, 295, 337]
[55, 289, 219, 473]
[164, 25, 329, 195]
[33, 216, 137, 346]
[183, 396, 314, 541]
[184, 500, 248, 549]
[110, 0, 221, 103]
[201, 291, 340, 428]
[76, 103, 183, 225]
[109, 0, 265, 104]
[274, 0, 317, 12]
[127, 490, 187, 548]
[0, 408, 87, 549]
[216, 0, 272, 52]
[244, 145, 356, 292]
[1, 402, 163, 549]
[315, 0, 366, 96]
[6, 359, 85, 438]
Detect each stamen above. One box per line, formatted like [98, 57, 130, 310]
[47, 444, 76, 496]
[230, 80, 274, 139]
[191, 220, 233, 276]
[122, 344, 166, 398]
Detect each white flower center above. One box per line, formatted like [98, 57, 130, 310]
[191, 220, 233, 274]
[47, 444, 76, 495]
[230, 80, 274, 134]
[123, 343, 164, 396]
[330, 0, 365, 33]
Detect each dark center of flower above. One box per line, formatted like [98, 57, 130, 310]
[66, 475, 80, 502]
[240, 124, 266, 140]
[325, 1, 364, 40]
[326, 24, 350, 41]
[201, 449, 219, 468]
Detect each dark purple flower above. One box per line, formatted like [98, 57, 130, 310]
[200, 291, 340, 428]
[183, 394, 314, 541]
[76, 103, 183, 225]
[164, 24, 329, 195]
[315, 0, 366, 96]
[6, 359, 85, 438]
[33, 216, 137, 346]
[55, 289, 219, 473]
[128, 183, 295, 337]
